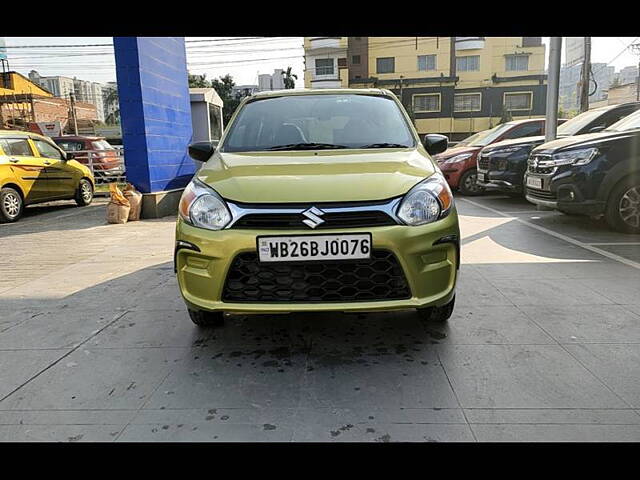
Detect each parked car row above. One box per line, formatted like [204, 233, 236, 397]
[435, 102, 640, 233]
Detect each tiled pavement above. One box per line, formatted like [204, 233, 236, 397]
[1, 195, 639, 442]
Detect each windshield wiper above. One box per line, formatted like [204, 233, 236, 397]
[267, 142, 348, 151]
[359, 143, 410, 149]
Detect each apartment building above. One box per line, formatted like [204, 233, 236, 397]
[257, 69, 285, 91]
[559, 62, 616, 112]
[304, 37, 547, 140]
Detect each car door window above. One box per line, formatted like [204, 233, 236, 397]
[0, 138, 34, 156]
[32, 139, 65, 160]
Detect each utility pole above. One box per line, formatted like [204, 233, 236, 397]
[69, 91, 78, 135]
[631, 43, 640, 102]
[545, 37, 562, 143]
[579, 37, 591, 113]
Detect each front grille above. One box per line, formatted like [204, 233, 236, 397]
[526, 188, 556, 200]
[528, 154, 556, 175]
[232, 211, 395, 230]
[477, 154, 490, 171]
[222, 250, 411, 303]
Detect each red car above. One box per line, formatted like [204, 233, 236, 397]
[434, 118, 565, 196]
[52, 135, 123, 179]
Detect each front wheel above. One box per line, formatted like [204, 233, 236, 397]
[0, 187, 24, 223]
[417, 295, 455, 323]
[187, 308, 225, 327]
[605, 179, 640, 233]
[458, 169, 484, 196]
[75, 178, 94, 207]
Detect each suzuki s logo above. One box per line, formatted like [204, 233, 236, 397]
[302, 206, 325, 229]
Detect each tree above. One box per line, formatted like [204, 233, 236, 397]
[188, 73, 211, 88]
[104, 87, 120, 125]
[499, 107, 513, 124]
[210, 74, 241, 125]
[281, 67, 298, 89]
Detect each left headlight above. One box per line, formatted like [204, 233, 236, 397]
[178, 179, 231, 230]
[397, 174, 454, 226]
[551, 147, 598, 166]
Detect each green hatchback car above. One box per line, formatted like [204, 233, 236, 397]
[175, 88, 460, 326]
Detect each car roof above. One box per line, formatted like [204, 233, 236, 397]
[0, 129, 54, 142]
[52, 135, 105, 141]
[248, 88, 393, 99]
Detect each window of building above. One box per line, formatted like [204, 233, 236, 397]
[315, 58, 334, 76]
[417, 55, 436, 71]
[454, 93, 482, 112]
[456, 55, 480, 72]
[352, 55, 361, 65]
[504, 91, 533, 111]
[413, 93, 441, 112]
[376, 57, 395, 74]
[505, 54, 529, 72]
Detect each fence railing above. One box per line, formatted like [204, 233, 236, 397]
[69, 149, 127, 192]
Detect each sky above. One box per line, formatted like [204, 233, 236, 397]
[1, 37, 638, 88]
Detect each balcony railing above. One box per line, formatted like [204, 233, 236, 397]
[455, 37, 485, 50]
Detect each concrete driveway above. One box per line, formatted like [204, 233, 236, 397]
[1, 194, 639, 442]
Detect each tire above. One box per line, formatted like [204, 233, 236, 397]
[0, 187, 24, 223]
[457, 169, 484, 196]
[417, 295, 456, 323]
[605, 178, 640, 234]
[75, 178, 94, 207]
[187, 308, 225, 327]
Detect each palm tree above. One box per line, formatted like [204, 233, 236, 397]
[281, 67, 298, 89]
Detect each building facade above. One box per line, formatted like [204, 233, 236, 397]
[257, 69, 285, 91]
[559, 62, 616, 113]
[617, 66, 639, 86]
[303, 37, 547, 140]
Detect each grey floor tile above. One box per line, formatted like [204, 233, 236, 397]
[576, 277, 640, 305]
[292, 422, 475, 442]
[489, 278, 614, 306]
[519, 304, 640, 344]
[465, 408, 640, 425]
[0, 347, 187, 410]
[437, 344, 627, 409]
[117, 421, 293, 442]
[472, 424, 640, 442]
[0, 424, 124, 442]
[565, 344, 640, 408]
[0, 349, 70, 400]
[454, 271, 514, 307]
[0, 409, 137, 426]
[424, 305, 553, 345]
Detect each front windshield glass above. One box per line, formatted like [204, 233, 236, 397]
[556, 109, 607, 136]
[605, 109, 640, 132]
[457, 123, 514, 147]
[221, 94, 415, 152]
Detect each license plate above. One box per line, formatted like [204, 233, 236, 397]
[257, 234, 371, 262]
[526, 176, 543, 189]
[477, 172, 485, 182]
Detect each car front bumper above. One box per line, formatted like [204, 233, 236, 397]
[174, 211, 460, 314]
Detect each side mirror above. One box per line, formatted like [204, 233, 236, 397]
[588, 125, 605, 133]
[423, 134, 448, 156]
[188, 141, 217, 163]
[65, 152, 75, 160]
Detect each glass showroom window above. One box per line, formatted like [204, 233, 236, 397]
[456, 55, 480, 72]
[315, 58, 334, 76]
[454, 93, 482, 112]
[505, 55, 529, 71]
[376, 57, 395, 74]
[413, 94, 440, 112]
[417, 55, 436, 71]
[504, 92, 533, 111]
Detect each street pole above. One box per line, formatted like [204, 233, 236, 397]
[545, 37, 562, 143]
[69, 92, 78, 136]
[579, 37, 591, 113]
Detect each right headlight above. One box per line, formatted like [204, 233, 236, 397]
[178, 178, 231, 230]
[397, 174, 453, 226]
[551, 147, 598, 166]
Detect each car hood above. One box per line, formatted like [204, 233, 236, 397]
[482, 135, 547, 153]
[532, 130, 637, 154]
[435, 145, 479, 161]
[196, 148, 437, 203]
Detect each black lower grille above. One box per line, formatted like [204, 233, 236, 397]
[222, 250, 411, 303]
[527, 188, 556, 200]
[477, 154, 490, 170]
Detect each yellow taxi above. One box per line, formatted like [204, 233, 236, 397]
[0, 130, 95, 223]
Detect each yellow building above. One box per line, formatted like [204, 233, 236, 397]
[304, 37, 547, 141]
[0, 71, 52, 97]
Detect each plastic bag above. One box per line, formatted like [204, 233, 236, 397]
[123, 184, 143, 221]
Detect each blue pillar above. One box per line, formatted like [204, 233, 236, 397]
[113, 37, 195, 194]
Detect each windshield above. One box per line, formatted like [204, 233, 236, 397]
[91, 140, 114, 150]
[221, 94, 416, 152]
[556, 109, 607, 136]
[605, 109, 640, 132]
[457, 123, 514, 147]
